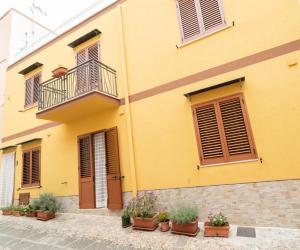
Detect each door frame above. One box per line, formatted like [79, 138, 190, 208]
[77, 128, 105, 209]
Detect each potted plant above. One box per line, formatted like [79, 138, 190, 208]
[12, 206, 25, 217]
[0, 205, 14, 216]
[121, 206, 131, 228]
[204, 212, 229, 237]
[24, 204, 37, 217]
[52, 65, 68, 78]
[170, 204, 199, 236]
[128, 192, 158, 231]
[158, 211, 170, 232]
[35, 193, 61, 221]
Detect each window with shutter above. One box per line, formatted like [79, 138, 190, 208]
[22, 148, 41, 187]
[193, 93, 257, 165]
[24, 73, 41, 108]
[76, 43, 100, 93]
[176, 0, 226, 43]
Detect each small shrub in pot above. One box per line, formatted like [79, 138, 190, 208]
[127, 192, 158, 231]
[204, 212, 229, 237]
[12, 205, 26, 217]
[24, 204, 37, 217]
[0, 205, 14, 216]
[158, 211, 170, 232]
[35, 193, 61, 221]
[170, 204, 199, 236]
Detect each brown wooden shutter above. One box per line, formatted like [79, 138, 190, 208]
[194, 102, 226, 165]
[193, 94, 256, 165]
[198, 0, 226, 33]
[105, 127, 123, 209]
[24, 79, 33, 107]
[218, 95, 256, 162]
[78, 135, 95, 208]
[88, 43, 100, 89]
[79, 136, 92, 178]
[22, 152, 31, 185]
[76, 49, 88, 93]
[176, 0, 226, 42]
[88, 44, 99, 61]
[177, 0, 201, 43]
[31, 149, 40, 185]
[33, 74, 40, 104]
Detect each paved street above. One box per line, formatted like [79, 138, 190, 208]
[0, 213, 300, 249]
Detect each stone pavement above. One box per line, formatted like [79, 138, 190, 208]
[0, 213, 300, 249]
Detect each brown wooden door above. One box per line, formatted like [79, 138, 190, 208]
[105, 127, 123, 209]
[78, 135, 95, 209]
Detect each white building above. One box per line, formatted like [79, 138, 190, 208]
[0, 8, 53, 141]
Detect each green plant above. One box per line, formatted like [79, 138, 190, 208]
[122, 207, 130, 218]
[208, 212, 228, 226]
[13, 205, 26, 212]
[35, 193, 61, 213]
[170, 204, 198, 224]
[158, 211, 169, 222]
[127, 192, 157, 218]
[23, 204, 36, 213]
[0, 205, 14, 211]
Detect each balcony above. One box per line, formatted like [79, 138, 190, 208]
[36, 60, 120, 122]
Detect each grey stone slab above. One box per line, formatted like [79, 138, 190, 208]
[26, 231, 48, 241]
[67, 239, 94, 249]
[84, 240, 113, 250]
[6, 228, 33, 238]
[56, 237, 79, 247]
[27, 243, 60, 250]
[0, 235, 14, 245]
[7, 240, 35, 250]
[236, 227, 256, 238]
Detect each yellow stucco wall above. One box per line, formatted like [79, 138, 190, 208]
[1, 0, 300, 200]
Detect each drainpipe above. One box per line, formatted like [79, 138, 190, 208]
[117, 5, 138, 197]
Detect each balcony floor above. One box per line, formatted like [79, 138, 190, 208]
[36, 91, 120, 122]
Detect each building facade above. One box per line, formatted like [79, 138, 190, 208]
[0, 8, 52, 141]
[1, 0, 300, 228]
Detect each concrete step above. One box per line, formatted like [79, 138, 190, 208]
[61, 208, 122, 217]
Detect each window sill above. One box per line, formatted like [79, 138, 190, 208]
[177, 24, 232, 49]
[20, 104, 38, 112]
[200, 158, 260, 168]
[18, 185, 41, 190]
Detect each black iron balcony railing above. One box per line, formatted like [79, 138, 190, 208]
[38, 59, 117, 111]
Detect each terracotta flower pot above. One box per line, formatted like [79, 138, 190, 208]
[52, 67, 68, 78]
[171, 217, 199, 236]
[26, 211, 37, 217]
[204, 222, 229, 237]
[133, 213, 158, 231]
[12, 211, 24, 217]
[36, 211, 55, 221]
[160, 221, 170, 232]
[2, 210, 12, 216]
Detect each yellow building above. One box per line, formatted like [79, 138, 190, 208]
[1, 0, 300, 227]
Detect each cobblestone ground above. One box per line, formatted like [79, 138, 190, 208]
[0, 213, 300, 249]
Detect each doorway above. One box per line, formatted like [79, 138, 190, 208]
[0, 152, 15, 208]
[78, 127, 123, 209]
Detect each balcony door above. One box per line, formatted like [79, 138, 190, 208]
[76, 43, 100, 94]
[78, 127, 123, 209]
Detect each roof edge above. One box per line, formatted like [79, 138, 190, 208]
[7, 0, 126, 71]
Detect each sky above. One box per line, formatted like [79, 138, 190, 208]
[0, 0, 101, 30]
